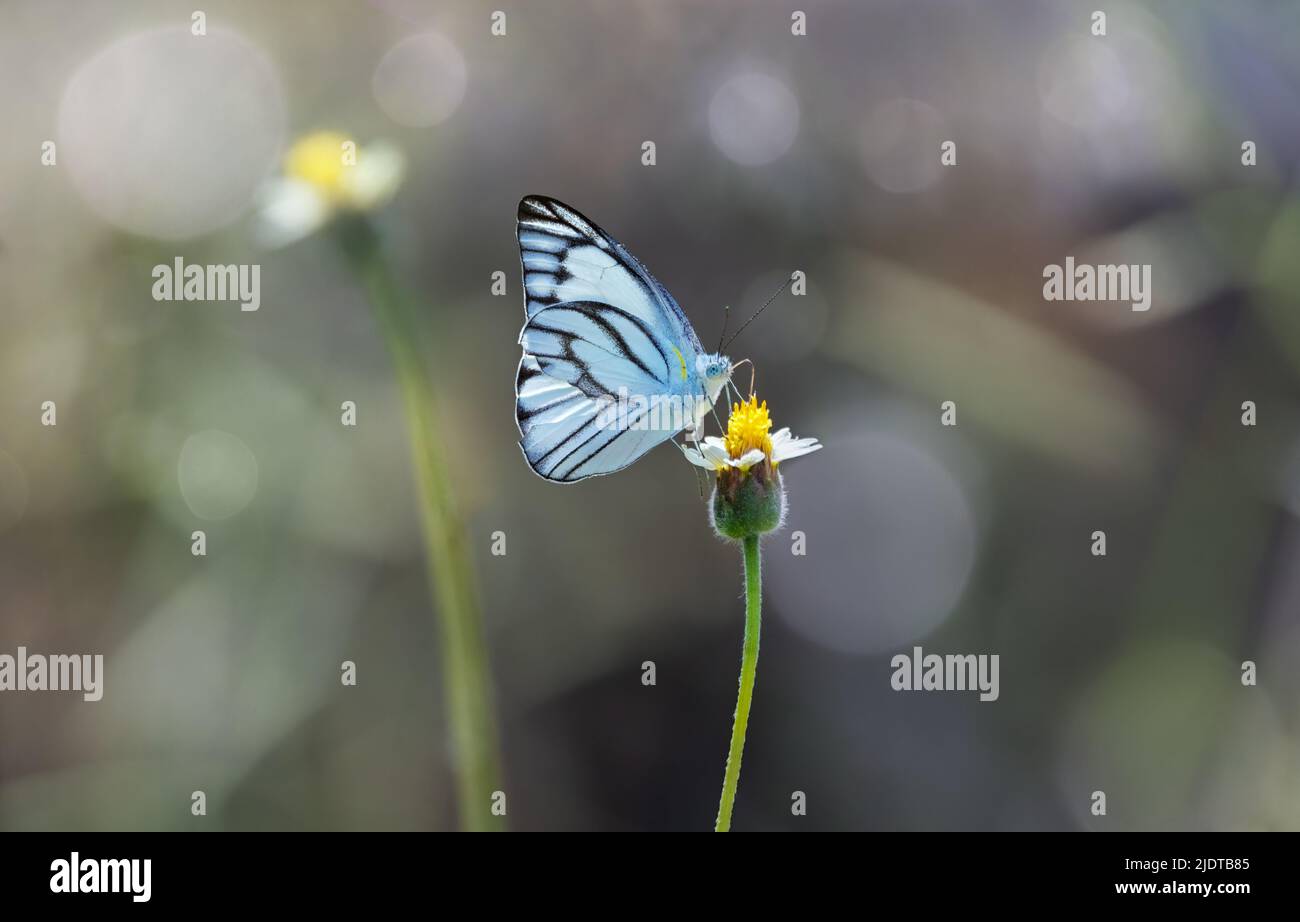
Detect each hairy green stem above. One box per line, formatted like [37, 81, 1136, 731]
[341, 218, 503, 831]
[715, 534, 762, 832]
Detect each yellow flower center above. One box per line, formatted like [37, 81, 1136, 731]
[724, 396, 773, 461]
[283, 131, 354, 202]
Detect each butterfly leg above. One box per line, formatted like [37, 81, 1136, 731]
[705, 394, 728, 439]
[673, 430, 709, 500]
[689, 428, 711, 499]
[681, 399, 719, 500]
[728, 358, 756, 398]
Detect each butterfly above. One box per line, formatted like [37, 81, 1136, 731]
[514, 196, 735, 483]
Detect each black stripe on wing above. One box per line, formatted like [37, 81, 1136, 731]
[516, 351, 688, 482]
[528, 392, 669, 483]
[517, 197, 601, 318]
[516, 377, 588, 424]
[519, 301, 674, 397]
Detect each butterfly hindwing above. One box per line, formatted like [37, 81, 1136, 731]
[516, 355, 677, 482]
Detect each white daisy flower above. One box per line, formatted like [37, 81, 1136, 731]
[255, 131, 405, 248]
[681, 397, 821, 472]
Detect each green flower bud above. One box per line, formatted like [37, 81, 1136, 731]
[710, 461, 785, 541]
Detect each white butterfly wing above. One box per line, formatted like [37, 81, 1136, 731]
[516, 354, 672, 483]
[521, 301, 676, 393]
[514, 196, 703, 482]
[517, 196, 702, 349]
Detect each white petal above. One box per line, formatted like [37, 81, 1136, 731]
[701, 442, 731, 468]
[771, 427, 793, 444]
[701, 436, 728, 451]
[255, 179, 331, 248]
[734, 448, 766, 469]
[676, 444, 717, 468]
[681, 446, 716, 469]
[772, 436, 822, 463]
[344, 142, 405, 210]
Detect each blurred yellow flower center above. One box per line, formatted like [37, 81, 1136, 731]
[284, 131, 354, 201]
[724, 396, 773, 461]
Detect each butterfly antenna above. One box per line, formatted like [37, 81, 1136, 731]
[722, 273, 796, 352]
[716, 304, 731, 353]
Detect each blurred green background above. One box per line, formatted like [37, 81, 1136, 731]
[2, 0, 1300, 830]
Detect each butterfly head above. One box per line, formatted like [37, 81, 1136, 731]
[697, 352, 733, 402]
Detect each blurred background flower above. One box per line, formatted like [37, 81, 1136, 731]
[2, 0, 1300, 831]
[257, 131, 405, 247]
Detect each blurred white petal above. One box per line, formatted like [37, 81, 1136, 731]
[255, 179, 331, 248]
[344, 142, 406, 210]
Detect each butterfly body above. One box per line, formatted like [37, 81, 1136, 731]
[514, 196, 731, 482]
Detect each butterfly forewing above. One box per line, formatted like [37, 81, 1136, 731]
[521, 301, 674, 395]
[516, 197, 700, 351]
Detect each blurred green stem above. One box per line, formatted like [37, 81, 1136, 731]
[715, 534, 762, 832]
[340, 218, 503, 831]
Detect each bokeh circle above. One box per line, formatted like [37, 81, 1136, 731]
[58, 26, 285, 240]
